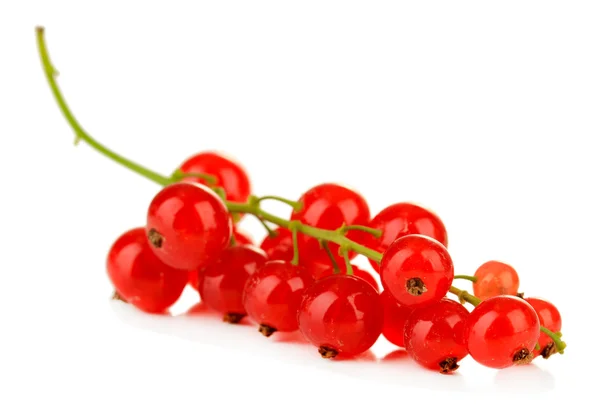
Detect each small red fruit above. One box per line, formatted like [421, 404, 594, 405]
[465, 295, 540, 369]
[259, 227, 294, 262]
[318, 265, 379, 292]
[297, 275, 383, 358]
[107, 227, 189, 313]
[525, 297, 562, 358]
[380, 234, 454, 307]
[198, 245, 268, 322]
[290, 183, 370, 265]
[146, 182, 232, 270]
[363, 202, 448, 272]
[404, 298, 469, 373]
[380, 290, 414, 348]
[178, 151, 251, 204]
[243, 260, 315, 336]
[473, 260, 520, 301]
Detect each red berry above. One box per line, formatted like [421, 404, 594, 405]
[178, 151, 251, 204]
[290, 183, 370, 265]
[318, 265, 379, 292]
[472, 260, 520, 301]
[362, 202, 448, 272]
[243, 260, 315, 335]
[146, 182, 232, 270]
[297, 275, 383, 358]
[380, 290, 414, 348]
[198, 245, 268, 322]
[380, 234, 454, 307]
[525, 297, 562, 358]
[106, 227, 189, 313]
[404, 298, 469, 373]
[232, 228, 253, 246]
[465, 295, 540, 369]
[259, 227, 294, 262]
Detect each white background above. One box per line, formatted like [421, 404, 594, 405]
[1, 1, 599, 415]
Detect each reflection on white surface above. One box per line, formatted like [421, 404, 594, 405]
[110, 299, 555, 394]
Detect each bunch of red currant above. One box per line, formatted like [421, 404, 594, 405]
[106, 150, 565, 374]
[36, 26, 567, 375]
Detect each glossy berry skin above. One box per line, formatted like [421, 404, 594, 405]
[380, 290, 414, 348]
[107, 228, 189, 313]
[473, 260, 520, 301]
[232, 228, 253, 246]
[404, 298, 469, 373]
[525, 297, 562, 358]
[198, 245, 268, 320]
[259, 227, 294, 262]
[318, 265, 379, 292]
[297, 275, 383, 358]
[363, 202, 448, 272]
[380, 234, 454, 307]
[290, 183, 370, 265]
[243, 261, 315, 333]
[146, 182, 232, 270]
[178, 151, 251, 204]
[465, 295, 540, 369]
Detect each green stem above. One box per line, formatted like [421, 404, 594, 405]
[449, 286, 482, 306]
[342, 248, 353, 275]
[36, 27, 172, 187]
[257, 196, 303, 212]
[290, 222, 300, 266]
[454, 275, 478, 283]
[171, 169, 218, 185]
[540, 326, 567, 354]
[340, 224, 382, 238]
[321, 241, 340, 273]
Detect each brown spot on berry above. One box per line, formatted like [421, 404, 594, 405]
[513, 348, 534, 365]
[406, 277, 427, 296]
[439, 357, 460, 374]
[148, 228, 164, 248]
[318, 346, 338, 359]
[541, 342, 557, 359]
[223, 312, 245, 324]
[258, 324, 277, 337]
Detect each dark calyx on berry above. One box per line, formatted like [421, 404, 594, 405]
[513, 348, 534, 365]
[147, 228, 164, 248]
[111, 291, 127, 302]
[318, 346, 339, 359]
[406, 277, 427, 296]
[439, 357, 459, 374]
[223, 312, 245, 324]
[541, 342, 557, 359]
[259, 324, 277, 337]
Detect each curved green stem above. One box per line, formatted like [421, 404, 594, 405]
[449, 286, 481, 306]
[36, 27, 172, 187]
[171, 169, 218, 185]
[257, 196, 303, 212]
[540, 326, 567, 354]
[342, 248, 353, 275]
[454, 275, 478, 283]
[321, 241, 340, 273]
[339, 224, 382, 238]
[290, 221, 300, 266]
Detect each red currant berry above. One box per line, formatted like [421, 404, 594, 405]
[297, 275, 383, 358]
[524, 297, 562, 358]
[243, 260, 315, 336]
[198, 245, 268, 323]
[404, 298, 469, 373]
[318, 265, 379, 292]
[472, 260, 520, 301]
[380, 234, 454, 307]
[465, 295, 540, 369]
[178, 151, 251, 204]
[380, 290, 414, 348]
[146, 182, 232, 270]
[232, 228, 253, 246]
[290, 183, 370, 265]
[259, 227, 294, 262]
[362, 202, 448, 272]
[107, 227, 189, 313]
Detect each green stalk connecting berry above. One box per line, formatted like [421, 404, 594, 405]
[36, 26, 567, 373]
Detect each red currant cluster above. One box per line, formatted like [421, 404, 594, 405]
[106, 151, 565, 374]
[36, 26, 566, 375]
